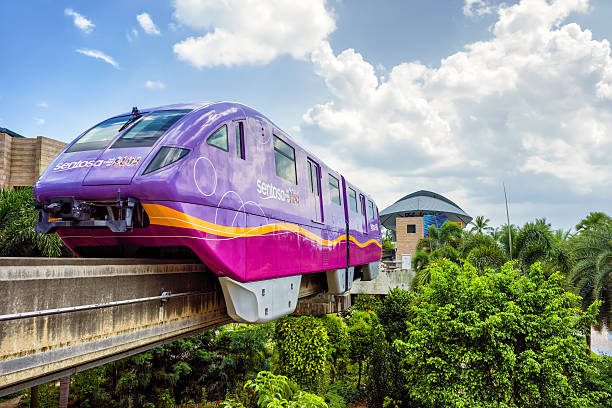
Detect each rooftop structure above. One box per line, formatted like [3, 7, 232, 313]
[0, 128, 66, 190]
[380, 190, 472, 268]
[380, 190, 472, 232]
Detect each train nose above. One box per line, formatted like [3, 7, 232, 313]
[81, 147, 150, 186]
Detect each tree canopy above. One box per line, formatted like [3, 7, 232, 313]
[395, 259, 606, 408]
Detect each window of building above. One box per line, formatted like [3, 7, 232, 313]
[66, 115, 131, 152]
[207, 125, 229, 151]
[348, 188, 358, 212]
[329, 174, 341, 205]
[407, 224, 416, 233]
[111, 110, 191, 149]
[367, 199, 375, 220]
[273, 135, 297, 184]
[235, 122, 245, 159]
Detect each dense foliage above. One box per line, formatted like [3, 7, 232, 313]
[395, 260, 605, 407]
[0, 187, 69, 256]
[569, 223, 612, 327]
[274, 316, 329, 389]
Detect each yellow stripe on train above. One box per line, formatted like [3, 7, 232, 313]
[142, 204, 382, 248]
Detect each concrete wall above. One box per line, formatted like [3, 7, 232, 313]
[0, 133, 65, 190]
[395, 216, 424, 264]
[351, 268, 414, 295]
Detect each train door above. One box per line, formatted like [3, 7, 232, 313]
[307, 159, 323, 223]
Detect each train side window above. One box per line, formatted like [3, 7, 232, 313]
[308, 162, 314, 193]
[329, 174, 341, 205]
[367, 200, 375, 220]
[308, 161, 320, 196]
[235, 122, 245, 159]
[207, 125, 229, 151]
[348, 188, 358, 212]
[273, 135, 297, 184]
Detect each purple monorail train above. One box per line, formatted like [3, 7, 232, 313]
[34, 102, 382, 323]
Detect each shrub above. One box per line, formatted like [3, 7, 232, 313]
[274, 317, 328, 389]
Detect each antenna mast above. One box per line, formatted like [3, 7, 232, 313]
[503, 182, 512, 261]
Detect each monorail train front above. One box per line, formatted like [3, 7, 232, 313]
[34, 103, 219, 262]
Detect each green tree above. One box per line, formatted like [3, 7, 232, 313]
[515, 220, 571, 275]
[569, 224, 612, 328]
[459, 233, 498, 258]
[320, 314, 349, 383]
[238, 371, 327, 408]
[496, 223, 519, 260]
[352, 295, 382, 312]
[413, 221, 464, 275]
[347, 310, 375, 389]
[470, 215, 492, 235]
[416, 221, 462, 254]
[0, 187, 68, 257]
[411, 250, 430, 272]
[395, 259, 606, 408]
[275, 317, 329, 389]
[576, 212, 612, 232]
[465, 244, 507, 272]
[376, 288, 414, 342]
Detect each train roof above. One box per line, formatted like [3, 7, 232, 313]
[109, 102, 377, 204]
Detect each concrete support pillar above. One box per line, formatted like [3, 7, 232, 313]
[30, 385, 39, 408]
[59, 376, 70, 408]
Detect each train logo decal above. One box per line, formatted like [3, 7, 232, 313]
[256, 179, 300, 206]
[52, 156, 141, 172]
[108, 156, 141, 167]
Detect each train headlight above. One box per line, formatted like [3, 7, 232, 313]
[143, 147, 190, 174]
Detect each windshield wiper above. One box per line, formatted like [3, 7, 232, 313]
[118, 106, 142, 132]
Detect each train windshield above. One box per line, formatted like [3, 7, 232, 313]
[65, 116, 131, 153]
[110, 110, 191, 149]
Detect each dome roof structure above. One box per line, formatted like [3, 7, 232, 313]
[380, 190, 472, 231]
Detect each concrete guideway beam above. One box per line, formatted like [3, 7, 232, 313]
[0, 258, 230, 396]
[0, 258, 333, 396]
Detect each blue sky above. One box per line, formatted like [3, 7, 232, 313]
[2, 0, 612, 230]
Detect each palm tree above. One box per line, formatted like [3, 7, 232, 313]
[575, 212, 612, 232]
[569, 225, 612, 329]
[554, 228, 572, 242]
[459, 233, 498, 258]
[0, 187, 68, 257]
[412, 221, 463, 284]
[495, 224, 518, 260]
[466, 245, 507, 272]
[470, 216, 492, 235]
[416, 221, 462, 256]
[514, 221, 571, 276]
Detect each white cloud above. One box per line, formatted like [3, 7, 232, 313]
[75, 49, 119, 69]
[137, 12, 161, 35]
[172, 0, 335, 68]
[64, 8, 95, 34]
[300, 0, 612, 228]
[145, 80, 166, 89]
[463, 0, 494, 16]
[37, 102, 48, 108]
[127, 28, 139, 42]
[34, 118, 45, 126]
